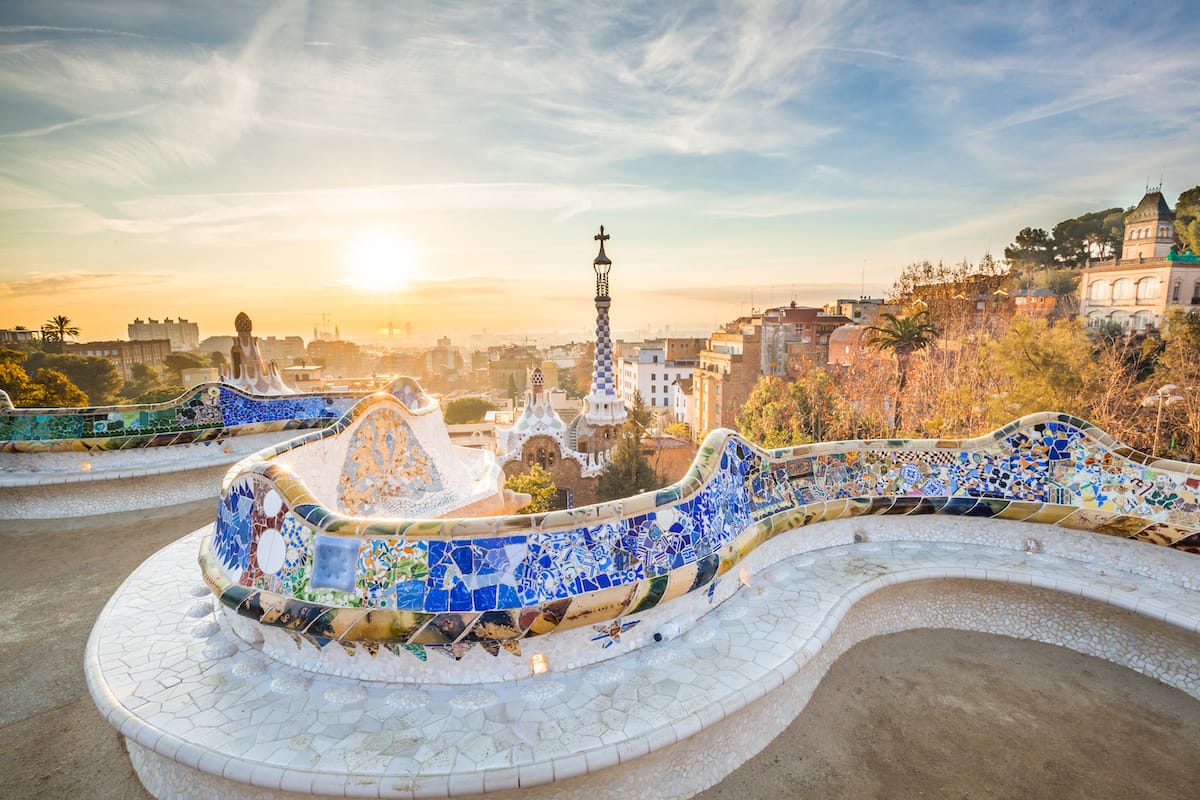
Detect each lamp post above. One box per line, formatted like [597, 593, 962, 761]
[1141, 383, 1184, 457]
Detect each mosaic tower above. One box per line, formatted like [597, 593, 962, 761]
[584, 226, 628, 428]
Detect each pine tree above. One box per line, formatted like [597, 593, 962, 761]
[597, 392, 661, 500]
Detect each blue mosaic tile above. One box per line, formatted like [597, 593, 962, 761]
[310, 535, 360, 593]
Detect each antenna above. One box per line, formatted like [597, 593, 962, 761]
[860, 261, 866, 298]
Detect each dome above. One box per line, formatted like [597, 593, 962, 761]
[531, 368, 545, 389]
[234, 312, 253, 334]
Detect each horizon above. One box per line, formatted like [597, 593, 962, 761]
[2, 1, 1199, 343]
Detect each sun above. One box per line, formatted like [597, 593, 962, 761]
[344, 232, 419, 293]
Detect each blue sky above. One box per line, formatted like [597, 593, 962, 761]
[1, 0, 1198, 343]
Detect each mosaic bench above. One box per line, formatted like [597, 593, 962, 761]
[0, 378, 424, 517]
[87, 410, 1200, 798]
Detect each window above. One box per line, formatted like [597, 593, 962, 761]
[650, 385, 656, 393]
[1173, 280, 1182, 302]
[1194, 280, 1200, 303]
[1088, 280, 1109, 300]
[1110, 310, 1130, 328]
[1136, 277, 1160, 300]
[1132, 310, 1154, 330]
[1112, 279, 1134, 300]
[1087, 311, 1106, 327]
[650, 373, 656, 381]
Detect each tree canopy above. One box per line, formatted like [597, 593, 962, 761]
[596, 392, 660, 501]
[443, 396, 498, 424]
[0, 349, 88, 407]
[23, 351, 122, 405]
[503, 464, 558, 513]
[163, 351, 210, 381]
[1175, 185, 1200, 254]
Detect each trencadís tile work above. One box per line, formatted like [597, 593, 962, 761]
[86, 401, 1200, 800]
[199, 409, 1199, 683]
[0, 378, 430, 452]
[0, 378, 433, 517]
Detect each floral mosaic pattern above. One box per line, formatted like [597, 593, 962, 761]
[204, 412, 1200, 660]
[337, 406, 444, 516]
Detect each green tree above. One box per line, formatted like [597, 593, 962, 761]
[1149, 311, 1200, 461]
[866, 310, 938, 433]
[738, 370, 846, 447]
[737, 377, 802, 447]
[664, 421, 691, 440]
[1175, 186, 1200, 254]
[26, 368, 89, 407]
[121, 362, 162, 401]
[135, 385, 188, 404]
[209, 350, 228, 371]
[1051, 208, 1124, 266]
[24, 351, 123, 405]
[503, 464, 558, 513]
[506, 374, 519, 405]
[163, 351, 210, 381]
[1004, 227, 1054, 271]
[985, 317, 1096, 421]
[597, 393, 660, 500]
[557, 367, 582, 399]
[0, 351, 88, 407]
[443, 396, 498, 424]
[39, 315, 80, 354]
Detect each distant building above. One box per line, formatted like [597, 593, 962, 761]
[692, 316, 763, 436]
[1013, 288, 1058, 317]
[180, 367, 220, 385]
[280, 365, 324, 392]
[422, 336, 469, 391]
[127, 317, 200, 352]
[760, 304, 852, 376]
[487, 344, 541, 394]
[257, 336, 306, 366]
[616, 337, 704, 413]
[198, 335, 235, 357]
[824, 297, 886, 326]
[689, 305, 851, 438]
[1079, 188, 1200, 332]
[826, 324, 874, 368]
[307, 338, 365, 379]
[0, 327, 38, 345]
[64, 339, 171, 380]
[671, 376, 693, 428]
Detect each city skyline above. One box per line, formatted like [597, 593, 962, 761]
[2, 1, 1199, 342]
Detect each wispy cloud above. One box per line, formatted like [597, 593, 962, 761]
[0, 1, 1198, 340]
[0, 271, 173, 297]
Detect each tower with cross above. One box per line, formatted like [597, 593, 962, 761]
[582, 225, 627, 433]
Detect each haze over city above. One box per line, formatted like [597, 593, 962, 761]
[2, 0, 1199, 342]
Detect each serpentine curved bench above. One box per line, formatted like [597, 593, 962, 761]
[87, 410, 1200, 799]
[0, 379, 422, 516]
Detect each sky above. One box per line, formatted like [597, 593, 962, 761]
[1, 0, 1199, 346]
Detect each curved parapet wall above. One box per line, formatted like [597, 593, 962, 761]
[0, 378, 430, 453]
[201, 412, 1200, 672]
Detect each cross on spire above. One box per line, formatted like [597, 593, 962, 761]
[594, 225, 609, 245]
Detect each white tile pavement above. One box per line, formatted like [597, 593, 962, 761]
[87, 519, 1200, 800]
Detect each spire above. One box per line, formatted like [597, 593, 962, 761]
[584, 226, 626, 427]
[593, 225, 611, 298]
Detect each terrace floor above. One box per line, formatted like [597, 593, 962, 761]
[3, 502, 1199, 799]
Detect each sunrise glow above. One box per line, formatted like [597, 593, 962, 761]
[343, 233, 420, 294]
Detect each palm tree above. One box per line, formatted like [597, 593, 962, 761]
[866, 310, 938, 434]
[42, 315, 80, 342]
